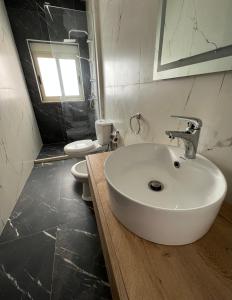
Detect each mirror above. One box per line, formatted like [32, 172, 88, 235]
[153, 0, 232, 80]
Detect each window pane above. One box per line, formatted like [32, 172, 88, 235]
[59, 59, 80, 96]
[37, 57, 61, 97]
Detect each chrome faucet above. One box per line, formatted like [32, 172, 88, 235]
[165, 116, 202, 159]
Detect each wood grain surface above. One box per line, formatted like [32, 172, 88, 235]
[87, 152, 232, 300]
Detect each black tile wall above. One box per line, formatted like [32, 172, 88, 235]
[4, 0, 96, 144]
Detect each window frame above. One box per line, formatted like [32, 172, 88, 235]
[27, 39, 85, 103]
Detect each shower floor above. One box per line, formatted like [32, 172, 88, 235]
[0, 145, 111, 300]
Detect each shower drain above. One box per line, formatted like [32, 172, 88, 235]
[148, 180, 164, 192]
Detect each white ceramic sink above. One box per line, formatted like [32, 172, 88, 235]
[104, 143, 227, 245]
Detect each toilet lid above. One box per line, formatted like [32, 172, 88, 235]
[64, 140, 95, 153]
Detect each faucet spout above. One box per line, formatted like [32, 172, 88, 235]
[165, 130, 188, 139]
[165, 116, 202, 159]
[165, 130, 192, 141]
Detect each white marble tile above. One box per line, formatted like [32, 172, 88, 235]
[0, 1, 42, 233]
[99, 0, 159, 87]
[153, 0, 232, 79]
[99, 0, 232, 203]
[161, 0, 232, 64]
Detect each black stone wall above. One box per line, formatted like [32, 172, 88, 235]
[4, 0, 96, 144]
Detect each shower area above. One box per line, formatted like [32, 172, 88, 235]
[5, 0, 99, 145]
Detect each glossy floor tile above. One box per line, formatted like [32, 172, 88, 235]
[0, 228, 56, 300]
[0, 159, 92, 242]
[37, 143, 66, 159]
[0, 145, 111, 300]
[51, 226, 111, 300]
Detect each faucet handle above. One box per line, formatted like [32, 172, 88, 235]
[170, 115, 202, 129]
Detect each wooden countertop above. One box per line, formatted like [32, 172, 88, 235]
[86, 152, 232, 300]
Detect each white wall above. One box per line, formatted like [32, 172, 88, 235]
[86, 0, 104, 119]
[0, 0, 42, 232]
[98, 0, 232, 203]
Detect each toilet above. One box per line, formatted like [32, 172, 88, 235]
[64, 120, 113, 201]
[71, 160, 91, 201]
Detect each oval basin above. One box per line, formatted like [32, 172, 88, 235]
[104, 143, 227, 245]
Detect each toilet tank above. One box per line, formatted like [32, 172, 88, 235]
[95, 119, 113, 146]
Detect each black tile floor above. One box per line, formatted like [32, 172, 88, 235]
[37, 143, 66, 159]
[0, 146, 112, 300]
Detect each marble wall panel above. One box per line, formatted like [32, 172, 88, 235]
[4, 0, 96, 144]
[0, 1, 42, 233]
[98, 0, 232, 203]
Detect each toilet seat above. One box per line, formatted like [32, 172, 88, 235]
[65, 139, 95, 152]
[64, 139, 101, 157]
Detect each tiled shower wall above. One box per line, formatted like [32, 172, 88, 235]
[98, 0, 232, 203]
[5, 0, 96, 144]
[0, 1, 42, 233]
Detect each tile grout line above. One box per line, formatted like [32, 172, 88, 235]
[0, 225, 59, 246]
[49, 226, 59, 300]
[50, 160, 63, 300]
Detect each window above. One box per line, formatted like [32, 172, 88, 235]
[28, 41, 84, 103]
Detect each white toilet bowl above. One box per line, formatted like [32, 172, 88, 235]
[71, 160, 91, 201]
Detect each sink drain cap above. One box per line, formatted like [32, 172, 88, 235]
[148, 180, 164, 192]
